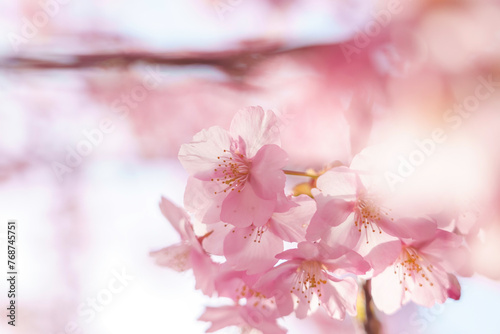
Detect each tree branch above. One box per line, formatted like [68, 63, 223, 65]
[363, 280, 382, 334]
[0, 41, 344, 77]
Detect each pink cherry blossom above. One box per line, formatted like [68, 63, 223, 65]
[199, 302, 286, 334]
[179, 106, 289, 228]
[202, 195, 316, 274]
[201, 264, 286, 334]
[371, 229, 470, 314]
[150, 197, 219, 295]
[307, 161, 437, 274]
[212, 264, 262, 300]
[308, 165, 437, 245]
[285, 307, 364, 334]
[255, 242, 370, 320]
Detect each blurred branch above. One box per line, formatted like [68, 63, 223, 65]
[0, 42, 343, 77]
[363, 280, 382, 334]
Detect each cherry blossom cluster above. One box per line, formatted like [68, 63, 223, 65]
[152, 107, 473, 333]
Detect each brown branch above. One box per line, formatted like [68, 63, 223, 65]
[0, 41, 344, 76]
[363, 280, 382, 334]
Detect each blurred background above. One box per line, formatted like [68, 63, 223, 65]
[1, 0, 500, 333]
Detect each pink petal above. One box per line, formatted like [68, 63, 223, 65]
[321, 276, 359, 320]
[455, 209, 480, 235]
[371, 265, 409, 314]
[221, 185, 276, 228]
[417, 230, 471, 275]
[191, 250, 219, 296]
[321, 247, 371, 276]
[254, 262, 298, 317]
[274, 288, 295, 318]
[150, 243, 192, 272]
[316, 167, 358, 198]
[198, 306, 244, 332]
[203, 222, 231, 255]
[223, 225, 283, 275]
[306, 194, 355, 241]
[184, 176, 223, 224]
[250, 144, 287, 200]
[277, 242, 320, 261]
[240, 304, 288, 334]
[213, 266, 260, 299]
[349, 145, 394, 190]
[447, 274, 461, 300]
[314, 195, 356, 227]
[377, 216, 436, 241]
[417, 229, 462, 256]
[269, 195, 316, 242]
[294, 286, 316, 319]
[409, 262, 449, 308]
[359, 239, 402, 276]
[229, 107, 281, 158]
[321, 214, 361, 249]
[178, 126, 232, 179]
[159, 196, 190, 239]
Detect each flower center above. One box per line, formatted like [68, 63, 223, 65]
[225, 223, 269, 243]
[291, 260, 328, 306]
[354, 195, 393, 243]
[211, 149, 250, 194]
[393, 247, 435, 292]
[235, 284, 267, 301]
[235, 284, 275, 315]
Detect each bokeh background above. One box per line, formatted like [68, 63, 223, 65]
[1, 0, 500, 333]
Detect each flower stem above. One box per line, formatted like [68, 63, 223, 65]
[283, 170, 318, 179]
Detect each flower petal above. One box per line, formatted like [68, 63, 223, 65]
[358, 239, 402, 276]
[269, 195, 316, 242]
[221, 185, 276, 227]
[409, 262, 449, 308]
[254, 262, 299, 317]
[277, 241, 320, 261]
[321, 214, 360, 249]
[203, 222, 231, 255]
[250, 144, 287, 200]
[198, 306, 244, 332]
[224, 225, 283, 275]
[150, 243, 192, 272]
[316, 167, 358, 198]
[159, 196, 190, 239]
[447, 274, 461, 300]
[371, 265, 410, 314]
[321, 276, 359, 320]
[179, 126, 232, 180]
[230, 106, 281, 158]
[191, 250, 219, 296]
[184, 176, 224, 224]
[306, 194, 355, 241]
[378, 216, 436, 241]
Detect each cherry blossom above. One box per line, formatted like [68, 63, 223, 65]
[306, 155, 437, 273]
[371, 229, 470, 314]
[202, 195, 316, 274]
[150, 197, 219, 296]
[255, 242, 370, 320]
[179, 106, 289, 228]
[154, 114, 484, 333]
[308, 163, 436, 246]
[199, 302, 286, 334]
[201, 265, 286, 334]
[5, 0, 500, 332]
